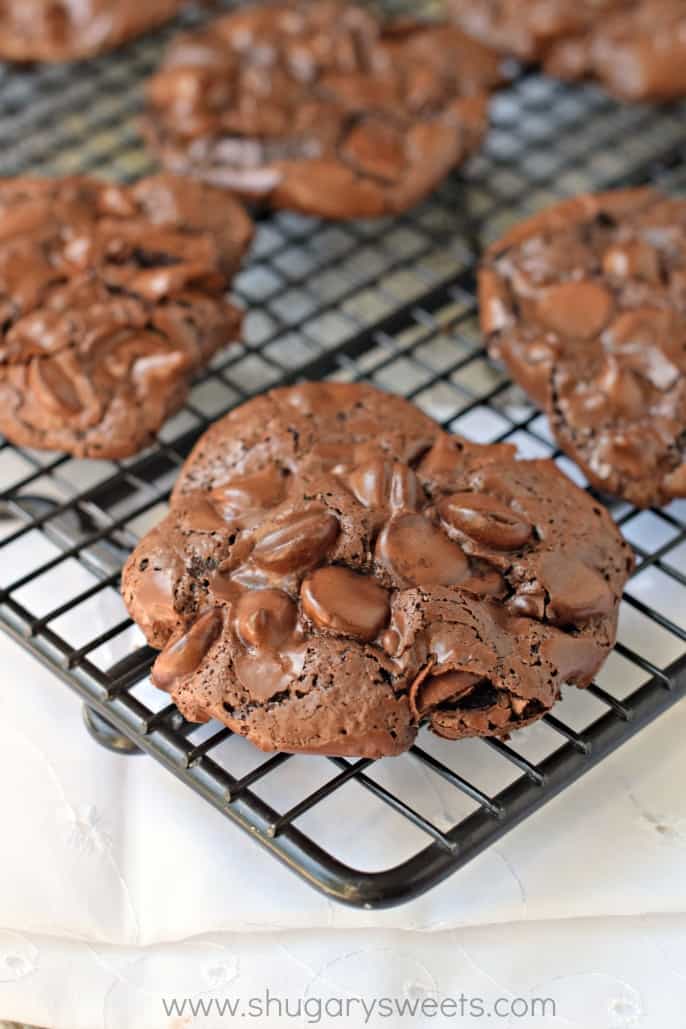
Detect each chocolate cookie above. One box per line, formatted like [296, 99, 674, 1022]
[0, 175, 252, 459]
[480, 190, 686, 508]
[450, 0, 686, 101]
[0, 0, 183, 62]
[122, 382, 632, 758]
[545, 0, 686, 101]
[144, 1, 503, 220]
[448, 0, 623, 62]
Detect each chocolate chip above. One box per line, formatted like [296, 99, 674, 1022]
[346, 457, 420, 512]
[536, 552, 615, 625]
[439, 492, 532, 550]
[376, 513, 469, 586]
[235, 589, 297, 650]
[152, 608, 223, 691]
[409, 668, 480, 720]
[301, 565, 390, 641]
[211, 467, 287, 518]
[536, 281, 614, 340]
[253, 508, 339, 573]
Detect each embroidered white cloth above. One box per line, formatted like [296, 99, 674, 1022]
[0, 492, 685, 1028]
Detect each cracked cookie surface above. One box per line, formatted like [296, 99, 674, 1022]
[480, 189, 686, 507]
[0, 174, 252, 458]
[0, 0, 184, 62]
[122, 382, 632, 758]
[144, 0, 503, 219]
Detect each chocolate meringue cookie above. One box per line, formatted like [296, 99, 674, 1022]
[0, 174, 252, 458]
[122, 382, 632, 758]
[144, 1, 503, 219]
[480, 189, 686, 507]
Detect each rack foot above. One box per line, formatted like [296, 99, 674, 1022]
[82, 706, 141, 755]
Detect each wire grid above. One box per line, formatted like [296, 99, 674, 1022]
[1, 4, 686, 908]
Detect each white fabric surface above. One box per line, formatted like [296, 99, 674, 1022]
[1, 918, 686, 1029]
[1, 493, 685, 1026]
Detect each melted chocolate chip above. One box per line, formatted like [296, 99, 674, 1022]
[439, 492, 532, 550]
[410, 668, 480, 720]
[211, 468, 287, 519]
[235, 589, 297, 650]
[28, 356, 83, 416]
[376, 513, 469, 587]
[508, 590, 546, 620]
[536, 281, 613, 340]
[536, 552, 615, 624]
[253, 508, 339, 573]
[602, 240, 660, 282]
[152, 608, 223, 691]
[135, 566, 177, 631]
[183, 496, 231, 533]
[346, 458, 420, 512]
[301, 565, 390, 641]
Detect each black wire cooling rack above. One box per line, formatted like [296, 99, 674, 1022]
[1, 2, 686, 909]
